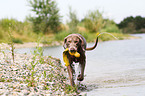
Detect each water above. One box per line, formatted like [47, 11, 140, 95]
[15, 34, 145, 96]
[97, 32, 119, 40]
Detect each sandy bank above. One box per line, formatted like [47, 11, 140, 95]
[0, 41, 63, 50]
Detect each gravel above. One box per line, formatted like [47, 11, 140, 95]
[0, 52, 68, 96]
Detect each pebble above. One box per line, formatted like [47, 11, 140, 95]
[0, 52, 68, 95]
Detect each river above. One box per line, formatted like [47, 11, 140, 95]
[15, 34, 145, 96]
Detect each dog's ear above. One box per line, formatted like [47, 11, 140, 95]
[63, 37, 68, 49]
[77, 35, 86, 51]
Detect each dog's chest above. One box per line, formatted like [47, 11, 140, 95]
[70, 56, 80, 63]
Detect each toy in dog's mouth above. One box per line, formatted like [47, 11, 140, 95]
[63, 48, 80, 66]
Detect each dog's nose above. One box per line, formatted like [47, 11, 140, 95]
[70, 48, 76, 53]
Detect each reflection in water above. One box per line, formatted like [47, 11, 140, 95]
[15, 34, 145, 96]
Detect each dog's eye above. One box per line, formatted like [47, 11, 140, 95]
[68, 41, 71, 43]
[74, 41, 78, 43]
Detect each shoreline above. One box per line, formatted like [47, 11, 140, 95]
[0, 34, 140, 50]
[0, 41, 63, 50]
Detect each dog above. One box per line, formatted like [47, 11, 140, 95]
[63, 34, 98, 86]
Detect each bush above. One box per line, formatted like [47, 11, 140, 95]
[0, 18, 16, 31]
[79, 32, 96, 42]
[98, 33, 130, 41]
[55, 31, 97, 42]
[99, 33, 116, 41]
[0, 29, 4, 39]
[67, 7, 79, 33]
[102, 24, 121, 33]
[55, 31, 71, 41]
[0, 18, 40, 43]
[12, 38, 23, 44]
[0, 18, 25, 33]
[83, 10, 105, 33]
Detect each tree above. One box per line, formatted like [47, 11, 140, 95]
[134, 16, 145, 30]
[67, 7, 79, 33]
[83, 10, 105, 33]
[117, 16, 134, 29]
[29, 0, 61, 34]
[117, 16, 145, 33]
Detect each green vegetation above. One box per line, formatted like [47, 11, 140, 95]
[7, 26, 15, 62]
[28, 0, 61, 34]
[25, 38, 44, 87]
[83, 10, 105, 33]
[0, 3, 135, 44]
[67, 7, 79, 33]
[0, 18, 37, 43]
[55, 9, 127, 42]
[117, 16, 145, 33]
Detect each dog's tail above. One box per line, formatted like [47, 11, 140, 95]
[86, 37, 98, 51]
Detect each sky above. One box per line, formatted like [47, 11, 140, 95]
[0, 0, 145, 23]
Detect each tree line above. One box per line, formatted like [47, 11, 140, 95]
[1, 0, 145, 38]
[117, 16, 145, 34]
[28, 0, 121, 34]
[28, 0, 145, 34]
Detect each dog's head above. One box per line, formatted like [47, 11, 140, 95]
[63, 34, 84, 53]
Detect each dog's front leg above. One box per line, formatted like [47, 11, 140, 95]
[67, 64, 75, 86]
[77, 60, 86, 81]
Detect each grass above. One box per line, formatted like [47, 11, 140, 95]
[99, 32, 132, 41]
[0, 18, 135, 45]
[55, 30, 97, 42]
[0, 18, 39, 43]
[0, 28, 133, 46]
[54, 30, 133, 43]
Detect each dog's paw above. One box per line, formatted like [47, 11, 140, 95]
[77, 75, 84, 81]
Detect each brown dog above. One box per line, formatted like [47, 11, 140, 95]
[63, 34, 98, 86]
